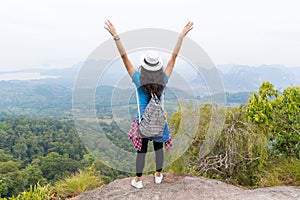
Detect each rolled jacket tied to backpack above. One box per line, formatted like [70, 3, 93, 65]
[138, 93, 166, 139]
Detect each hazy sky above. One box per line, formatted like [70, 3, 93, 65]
[1, 0, 300, 71]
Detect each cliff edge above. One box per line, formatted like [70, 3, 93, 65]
[73, 173, 300, 200]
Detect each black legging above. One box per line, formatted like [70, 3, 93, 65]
[136, 138, 164, 177]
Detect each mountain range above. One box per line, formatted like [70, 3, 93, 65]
[1, 62, 298, 92]
[39, 63, 300, 92]
[0, 63, 298, 119]
[216, 64, 300, 92]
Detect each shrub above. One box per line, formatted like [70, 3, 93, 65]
[10, 183, 53, 200]
[55, 168, 104, 199]
[256, 157, 300, 187]
[167, 104, 273, 186]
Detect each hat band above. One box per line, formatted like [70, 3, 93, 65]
[144, 58, 159, 67]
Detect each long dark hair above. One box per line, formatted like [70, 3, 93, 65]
[140, 67, 166, 102]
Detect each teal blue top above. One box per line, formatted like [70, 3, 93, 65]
[132, 70, 169, 122]
[132, 70, 170, 142]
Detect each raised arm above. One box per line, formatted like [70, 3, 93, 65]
[104, 20, 135, 77]
[165, 21, 193, 78]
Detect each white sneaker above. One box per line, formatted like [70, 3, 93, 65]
[131, 178, 143, 189]
[155, 173, 163, 184]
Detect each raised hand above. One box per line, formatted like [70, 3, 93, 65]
[180, 21, 193, 37]
[104, 20, 117, 37]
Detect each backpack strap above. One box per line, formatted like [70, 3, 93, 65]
[161, 90, 165, 110]
[151, 91, 165, 109]
[135, 88, 165, 123]
[135, 88, 141, 123]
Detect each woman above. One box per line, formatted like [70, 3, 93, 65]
[104, 20, 193, 189]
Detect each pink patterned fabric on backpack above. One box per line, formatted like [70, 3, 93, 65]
[128, 118, 172, 151]
[128, 118, 142, 151]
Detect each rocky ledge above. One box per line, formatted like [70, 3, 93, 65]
[73, 173, 300, 200]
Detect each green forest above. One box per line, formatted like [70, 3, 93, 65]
[0, 82, 299, 199]
[0, 117, 130, 199]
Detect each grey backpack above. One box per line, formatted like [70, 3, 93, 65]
[136, 92, 166, 138]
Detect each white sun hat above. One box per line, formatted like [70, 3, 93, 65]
[140, 50, 163, 71]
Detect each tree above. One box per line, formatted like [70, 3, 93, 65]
[40, 152, 80, 181]
[247, 82, 278, 125]
[271, 86, 300, 157]
[247, 82, 300, 158]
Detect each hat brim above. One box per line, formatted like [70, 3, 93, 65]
[140, 54, 163, 71]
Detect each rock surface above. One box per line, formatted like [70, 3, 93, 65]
[74, 173, 300, 200]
